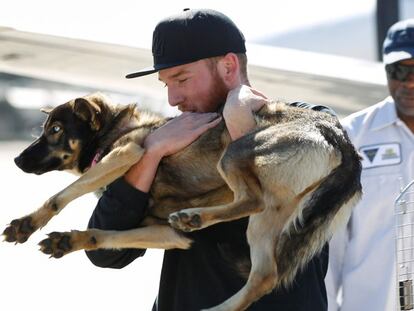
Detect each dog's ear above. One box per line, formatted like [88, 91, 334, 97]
[73, 98, 102, 131]
[40, 107, 52, 114]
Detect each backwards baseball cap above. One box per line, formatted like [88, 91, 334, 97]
[383, 19, 414, 65]
[126, 8, 246, 79]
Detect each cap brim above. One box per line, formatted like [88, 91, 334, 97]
[125, 66, 158, 79]
[125, 61, 190, 79]
[383, 49, 414, 65]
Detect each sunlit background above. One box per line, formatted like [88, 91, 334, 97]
[0, 0, 408, 310]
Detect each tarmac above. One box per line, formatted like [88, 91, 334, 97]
[0, 26, 389, 118]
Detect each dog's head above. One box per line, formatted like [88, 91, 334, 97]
[15, 93, 110, 175]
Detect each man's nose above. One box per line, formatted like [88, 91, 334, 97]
[404, 73, 414, 86]
[167, 87, 183, 107]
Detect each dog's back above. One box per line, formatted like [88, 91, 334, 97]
[152, 102, 361, 294]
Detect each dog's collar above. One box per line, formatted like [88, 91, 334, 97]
[90, 149, 103, 168]
[88, 124, 138, 169]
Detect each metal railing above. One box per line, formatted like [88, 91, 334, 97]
[396, 180, 414, 310]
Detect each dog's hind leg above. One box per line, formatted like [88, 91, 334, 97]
[202, 212, 280, 311]
[169, 140, 264, 232]
[3, 142, 144, 244]
[37, 224, 192, 258]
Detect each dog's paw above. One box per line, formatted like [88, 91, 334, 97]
[2, 216, 35, 243]
[38, 231, 74, 258]
[38, 230, 98, 258]
[168, 210, 203, 232]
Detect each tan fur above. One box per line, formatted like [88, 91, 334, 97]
[4, 94, 362, 311]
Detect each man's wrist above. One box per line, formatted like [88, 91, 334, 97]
[143, 132, 170, 159]
[144, 145, 165, 162]
[124, 149, 163, 192]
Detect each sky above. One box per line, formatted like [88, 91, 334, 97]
[1, 0, 376, 49]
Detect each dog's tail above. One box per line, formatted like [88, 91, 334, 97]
[275, 121, 362, 288]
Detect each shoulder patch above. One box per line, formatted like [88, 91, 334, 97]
[359, 143, 401, 169]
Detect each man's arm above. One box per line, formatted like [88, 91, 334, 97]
[288, 101, 337, 117]
[223, 85, 337, 141]
[86, 112, 222, 268]
[223, 85, 268, 141]
[123, 112, 221, 192]
[86, 177, 149, 268]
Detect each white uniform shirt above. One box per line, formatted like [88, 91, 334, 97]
[326, 97, 414, 311]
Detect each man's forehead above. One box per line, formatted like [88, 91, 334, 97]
[158, 60, 205, 81]
[400, 59, 414, 65]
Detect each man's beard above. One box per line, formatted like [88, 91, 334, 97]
[204, 72, 230, 112]
[177, 71, 230, 112]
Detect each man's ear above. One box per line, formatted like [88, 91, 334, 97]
[73, 97, 102, 131]
[217, 53, 241, 88]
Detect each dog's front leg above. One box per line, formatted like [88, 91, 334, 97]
[3, 142, 144, 244]
[37, 224, 192, 258]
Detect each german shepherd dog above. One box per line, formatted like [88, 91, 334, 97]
[3, 93, 362, 311]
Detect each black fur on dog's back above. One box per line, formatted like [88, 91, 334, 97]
[275, 120, 362, 287]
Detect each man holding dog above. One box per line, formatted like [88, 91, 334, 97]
[326, 19, 414, 311]
[87, 8, 331, 310]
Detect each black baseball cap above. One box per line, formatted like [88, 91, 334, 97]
[126, 8, 246, 79]
[383, 19, 414, 65]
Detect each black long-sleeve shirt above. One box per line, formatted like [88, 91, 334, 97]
[86, 103, 334, 310]
[87, 178, 328, 311]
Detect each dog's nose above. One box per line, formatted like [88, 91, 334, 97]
[14, 156, 23, 168]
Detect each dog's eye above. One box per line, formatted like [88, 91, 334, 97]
[52, 125, 61, 133]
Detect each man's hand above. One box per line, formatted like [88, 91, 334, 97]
[124, 112, 221, 192]
[223, 85, 269, 141]
[144, 112, 222, 157]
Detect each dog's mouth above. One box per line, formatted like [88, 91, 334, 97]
[14, 156, 63, 175]
[32, 167, 58, 175]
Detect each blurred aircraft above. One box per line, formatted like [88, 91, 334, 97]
[0, 26, 388, 139]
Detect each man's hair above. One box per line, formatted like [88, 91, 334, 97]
[206, 53, 250, 85]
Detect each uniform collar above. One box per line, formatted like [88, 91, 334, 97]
[369, 96, 399, 131]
